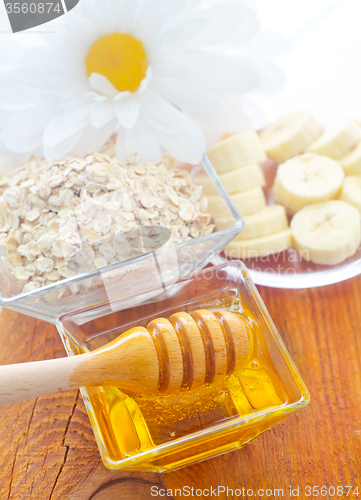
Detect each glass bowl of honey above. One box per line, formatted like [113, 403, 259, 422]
[56, 260, 310, 472]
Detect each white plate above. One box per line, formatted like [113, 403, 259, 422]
[213, 159, 361, 289]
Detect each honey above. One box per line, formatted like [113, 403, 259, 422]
[80, 310, 288, 469]
[58, 260, 309, 472]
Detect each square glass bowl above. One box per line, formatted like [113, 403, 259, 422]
[0, 155, 244, 323]
[56, 261, 310, 472]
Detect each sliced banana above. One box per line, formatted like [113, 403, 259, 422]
[196, 174, 218, 196]
[231, 188, 267, 216]
[225, 229, 293, 259]
[273, 153, 345, 215]
[291, 200, 361, 265]
[207, 195, 233, 218]
[306, 117, 361, 159]
[219, 164, 266, 195]
[208, 188, 266, 218]
[339, 175, 361, 212]
[206, 130, 267, 175]
[340, 141, 361, 175]
[214, 215, 236, 231]
[260, 110, 321, 163]
[214, 205, 288, 236]
[221, 132, 235, 140]
[199, 164, 266, 197]
[236, 205, 289, 241]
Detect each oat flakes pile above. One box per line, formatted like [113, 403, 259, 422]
[0, 153, 214, 294]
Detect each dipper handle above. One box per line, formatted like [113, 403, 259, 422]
[0, 310, 253, 406]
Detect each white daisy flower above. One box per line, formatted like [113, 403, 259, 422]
[0, 0, 266, 164]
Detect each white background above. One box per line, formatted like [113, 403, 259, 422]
[253, 0, 361, 124]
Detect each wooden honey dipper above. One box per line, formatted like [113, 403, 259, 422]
[0, 310, 253, 407]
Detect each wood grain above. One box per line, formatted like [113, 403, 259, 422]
[0, 274, 360, 499]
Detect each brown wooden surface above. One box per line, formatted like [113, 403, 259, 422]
[0, 275, 360, 500]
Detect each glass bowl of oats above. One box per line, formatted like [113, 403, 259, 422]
[0, 152, 244, 323]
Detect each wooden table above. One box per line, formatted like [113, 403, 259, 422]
[0, 275, 360, 500]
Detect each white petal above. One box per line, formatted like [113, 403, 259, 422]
[70, 120, 117, 158]
[0, 134, 30, 171]
[208, 0, 255, 6]
[222, 5, 260, 45]
[77, 0, 117, 35]
[89, 73, 119, 99]
[116, 118, 162, 163]
[2, 105, 55, 153]
[154, 116, 206, 164]
[44, 114, 88, 148]
[114, 0, 141, 32]
[91, 101, 116, 128]
[193, 4, 258, 47]
[137, 66, 153, 94]
[0, 152, 26, 172]
[174, 51, 260, 94]
[44, 130, 83, 161]
[249, 59, 286, 94]
[2, 132, 41, 155]
[151, 18, 208, 57]
[139, 89, 178, 134]
[151, 76, 219, 113]
[115, 97, 141, 129]
[114, 91, 132, 102]
[243, 30, 292, 57]
[162, 0, 204, 23]
[63, 103, 92, 129]
[133, 0, 167, 49]
[242, 98, 267, 131]
[78, 0, 138, 33]
[189, 95, 250, 145]
[147, 26, 185, 56]
[0, 69, 40, 109]
[154, 4, 252, 54]
[95, 1, 124, 34]
[161, 0, 187, 20]
[151, 59, 186, 78]
[140, 90, 205, 163]
[114, 127, 127, 163]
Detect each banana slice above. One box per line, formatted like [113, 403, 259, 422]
[273, 153, 345, 215]
[196, 174, 218, 196]
[214, 205, 288, 235]
[199, 164, 266, 197]
[214, 215, 235, 231]
[237, 205, 289, 241]
[306, 117, 361, 159]
[340, 141, 361, 175]
[291, 200, 361, 265]
[339, 175, 361, 212]
[221, 132, 235, 140]
[260, 110, 321, 163]
[225, 228, 293, 259]
[207, 195, 233, 218]
[208, 188, 266, 218]
[206, 131, 267, 175]
[231, 188, 267, 216]
[219, 164, 266, 195]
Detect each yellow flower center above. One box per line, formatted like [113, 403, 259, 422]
[85, 33, 148, 93]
